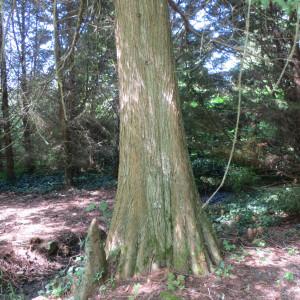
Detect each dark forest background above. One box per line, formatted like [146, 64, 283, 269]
[0, 0, 299, 202]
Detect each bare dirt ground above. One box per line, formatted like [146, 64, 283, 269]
[0, 188, 115, 299]
[0, 189, 299, 300]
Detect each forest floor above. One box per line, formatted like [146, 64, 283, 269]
[99, 221, 300, 300]
[0, 187, 299, 299]
[0, 188, 115, 299]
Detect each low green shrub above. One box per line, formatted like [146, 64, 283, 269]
[209, 187, 300, 236]
[265, 187, 300, 215]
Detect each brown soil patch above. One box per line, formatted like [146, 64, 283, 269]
[0, 188, 115, 298]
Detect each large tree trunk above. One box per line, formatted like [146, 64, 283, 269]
[0, 6, 15, 180]
[106, 0, 221, 278]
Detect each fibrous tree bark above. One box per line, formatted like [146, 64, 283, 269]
[106, 0, 221, 278]
[0, 4, 15, 180]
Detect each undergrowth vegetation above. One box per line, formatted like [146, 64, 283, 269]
[0, 172, 117, 194]
[191, 157, 259, 193]
[39, 256, 85, 298]
[209, 187, 300, 235]
[0, 271, 24, 300]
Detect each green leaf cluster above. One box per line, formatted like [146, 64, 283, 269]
[167, 273, 185, 291]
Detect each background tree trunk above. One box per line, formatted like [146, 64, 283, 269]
[0, 5, 15, 180]
[0, 135, 3, 172]
[106, 0, 221, 278]
[53, 0, 74, 186]
[18, 0, 34, 173]
[53, 0, 86, 186]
